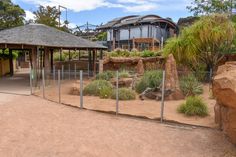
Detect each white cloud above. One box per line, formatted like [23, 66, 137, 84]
[21, 0, 190, 13]
[25, 10, 35, 21]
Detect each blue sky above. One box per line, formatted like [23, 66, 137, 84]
[13, 0, 193, 28]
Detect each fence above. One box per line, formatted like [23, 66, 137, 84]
[30, 64, 215, 128]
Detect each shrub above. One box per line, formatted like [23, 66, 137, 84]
[96, 71, 115, 81]
[141, 50, 155, 57]
[99, 86, 112, 99]
[119, 70, 130, 78]
[111, 88, 136, 100]
[179, 74, 203, 96]
[135, 70, 163, 93]
[83, 80, 113, 96]
[178, 96, 208, 117]
[109, 48, 130, 57]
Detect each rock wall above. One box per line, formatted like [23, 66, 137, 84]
[213, 61, 236, 145]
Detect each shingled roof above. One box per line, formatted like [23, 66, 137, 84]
[0, 24, 106, 49]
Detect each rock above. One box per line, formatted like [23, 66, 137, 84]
[213, 61, 236, 145]
[165, 54, 184, 100]
[111, 77, 133, 87]
[136, 59, 145, 75]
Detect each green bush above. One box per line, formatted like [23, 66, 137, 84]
[179, 74, 203, 96]
[111, 88, 136, 100]
[135, 70, 163, 93]
[178, 96, 208, 117]
[119, 70, 130, 78]
[83, 80, 113, 97]
[141, 50, 155, 57]
[96, 71, 115, 81]
[109, 49, 130, 57]
[99, 86, 112, 99]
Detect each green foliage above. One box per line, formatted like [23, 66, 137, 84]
[111, 88, 136, 100]
[140, 50, 154, 57]
[119, 70, 130, 78]
[109, 49, 159, 58]
[99, 86, 112, 99]
[178, 96, 208, 117]
[135, 70, 163, 93]
[0, 49, 18, 59]
[96, 32, 107, 41]
[180, 74, 203, 96]
[163, 14, 236, 70]
[96, 71, 115, 81]
[83, 80, 113, 97]
[34, 5, 60, 28]
[187, 0, 234, 16]
[0, 0, 25, 30]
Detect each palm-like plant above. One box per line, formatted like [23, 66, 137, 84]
[164, 14, 236, 71]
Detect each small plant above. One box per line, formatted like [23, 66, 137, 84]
[179, 74, 203, 96]
[178, 96, 208, 117]
[111, 88, 136, 100]
[99, 86, 112, 99]
[135, 70, 163, 93]
[119, 70, 130, 78]
[141, 50, 155, 57]
[83, 80, 113, 96]
[96, 71, 115, 81]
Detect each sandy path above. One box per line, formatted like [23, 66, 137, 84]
[0, 93, 235, 157]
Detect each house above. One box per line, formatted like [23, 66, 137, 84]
[97, 15, 178, 51]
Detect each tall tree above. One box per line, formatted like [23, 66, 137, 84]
[0, 0, 25, 30]
[187, 0, 235, 16]
[34, 5, 60, 28]
[164, 14, 236, 71]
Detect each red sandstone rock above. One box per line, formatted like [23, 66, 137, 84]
[136, 59, 145, 75]
[213, 61, 236, 145]
[165, 54, 184, 100]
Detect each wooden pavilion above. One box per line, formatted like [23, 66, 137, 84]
[0, 23, 106, 77]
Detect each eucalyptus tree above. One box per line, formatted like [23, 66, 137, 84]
[164, 14, 236, 71]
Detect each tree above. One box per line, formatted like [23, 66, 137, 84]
[0, 0, 25, 30]
[163, 14, 236, 71]
[187, 0, 234, 16]
[34, 5, 60, 28]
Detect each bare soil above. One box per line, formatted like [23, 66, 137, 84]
[37, 80, 216, 128]
[0, 93, 235, 157]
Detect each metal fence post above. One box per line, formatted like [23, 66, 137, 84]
[42, 68, 45, 99]
[74, 63, 77, 79]
[80, 70, 83, 109]
[116, 71, 119, 115]
[69, 64, 71, 80]
[53, 65, 56, 82]
[58, 70, 61, 104]
[160, 70, 166, 123]
[61, 65, 64, 80]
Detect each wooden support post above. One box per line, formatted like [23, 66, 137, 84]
[93, 50, 97, 76]
[9, 49, 14, 76]
[88, 50, 92, 76]
[44, 47, 50, 83]
[99, 50, 103, 60]
[50, 49, 54, 73]
[69, 50, 71, 61]
[79, 50, 81, 60]
[132, 38, 135, 50]
[152, 38, 155, 51]
[59, 48, 62, 61]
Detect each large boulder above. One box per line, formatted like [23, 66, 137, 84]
[165, 54, 184, 100]
[136, 59, 145, 75]
[213, 61, 236, 144]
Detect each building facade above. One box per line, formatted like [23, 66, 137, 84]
[98, 15, 178, 51]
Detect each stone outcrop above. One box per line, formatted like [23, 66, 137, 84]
[164, 54, 184, 100]
[136, 59, 145, 75]
[213, 61, 236, 144]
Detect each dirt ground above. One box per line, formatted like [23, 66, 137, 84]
[0, 93, 235, 157]
[37, 80, 216, 128]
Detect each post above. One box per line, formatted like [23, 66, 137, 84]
[69, 64, 71, 80]
[80, 70, 83, 109]
[58, 70, 61, 104]
[42, 68, 45, 99]
[61, 65, 64, 80]
[53, 65, 56, 82]
[209, 68, 213, 82]
[29, 65, 33, 95]
[116, 71, 119, 115]
[9, 49, 14, 76]
[87, 63, 90, 78]
[161, 37, 164, 50]
[160, 70, 166, 123]
[74, 63, 77, 79]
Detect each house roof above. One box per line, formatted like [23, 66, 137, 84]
[97, 14, 178, 30]
[0, 24, 106, 49]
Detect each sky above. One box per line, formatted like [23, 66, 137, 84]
[13, 0, 193, 28]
